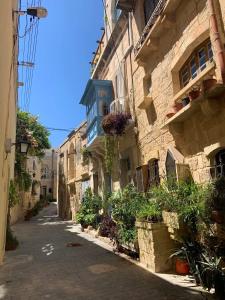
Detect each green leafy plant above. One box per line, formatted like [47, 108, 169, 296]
[104, 135, 115, 173]
[109, 184, 146, 245]
[8, 180, 20, 208]
[82, 147, 91, 164]
[76, 188, 102, 229]
[137, 200, 162, 222]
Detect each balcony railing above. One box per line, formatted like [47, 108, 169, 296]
[110, 97, 128, 114]
[134, 0, 167, 55]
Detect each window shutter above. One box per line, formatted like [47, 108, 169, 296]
[136, 165, 149, 192]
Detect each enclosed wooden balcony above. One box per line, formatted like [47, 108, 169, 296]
[80, 79, 113, 147]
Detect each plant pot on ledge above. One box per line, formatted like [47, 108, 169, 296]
[166, 103, 183, 119]
[202, 78, 217, 92]
[189, 89, 200, 101]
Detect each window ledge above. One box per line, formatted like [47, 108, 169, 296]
[162, 83, 225, 128]
[138, 93, 153, 109]
[173, 61, 216, 104]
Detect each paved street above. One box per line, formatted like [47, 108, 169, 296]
[0, 204, 209, 300]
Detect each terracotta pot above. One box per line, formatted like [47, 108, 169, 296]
[202, 78, 217, 92]
[189, 89, 200, 101]
[211, 210, 224, 224]
[175, 259, 190, 275]
[166, 103, 183, 118]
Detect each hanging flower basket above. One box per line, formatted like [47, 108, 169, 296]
[102, 112, 131, 135]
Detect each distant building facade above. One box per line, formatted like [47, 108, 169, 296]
[40, 149, 57, 201]
[57, 122, 89, 220]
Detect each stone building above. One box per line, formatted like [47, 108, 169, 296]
[128, 0, 225, 187]
[40, 149, 57, 201]
[57, 122, 90, 220]
[80, 0, 139, 196]
[0, 0, 19, 263]
[10, 156, 42, 224]
[80, 0, 225, 195]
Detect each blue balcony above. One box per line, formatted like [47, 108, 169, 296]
[80, 79, 113, 146]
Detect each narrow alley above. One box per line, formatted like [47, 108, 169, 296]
[0, 204, 209, 300]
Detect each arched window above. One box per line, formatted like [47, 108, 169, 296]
[166, 150, 177, 183]
[211, 149, 225, 178]
[180, 39, 213, 88]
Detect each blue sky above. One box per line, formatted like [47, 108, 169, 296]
[19, 0, 103, 148]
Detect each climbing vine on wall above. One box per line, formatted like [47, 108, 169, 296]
[104, 135, 116, 173]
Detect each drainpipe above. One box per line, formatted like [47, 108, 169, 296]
[128, 12, 141, 166]
[208, 0, 225, 84]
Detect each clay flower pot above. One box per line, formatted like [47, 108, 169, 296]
[175, 259, 190, 275]
[189, 89, 200, 101]
[202, 78, 217, 92]
[166, 103, 183, 118]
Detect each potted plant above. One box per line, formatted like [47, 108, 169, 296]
[202, 78, 217, 92]
[102, 112, 131, 135]
[166, 102, 183, 118]
[170, 247, 190, 275]
[189, 88, 200, 101]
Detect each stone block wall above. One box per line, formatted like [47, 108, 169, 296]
[136, 221, 176, 273]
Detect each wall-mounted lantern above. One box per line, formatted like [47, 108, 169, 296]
[5, 138, 30, 155]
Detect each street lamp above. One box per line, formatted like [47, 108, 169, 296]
[20, 141, 30, 154]
[14, 7, 48, 18]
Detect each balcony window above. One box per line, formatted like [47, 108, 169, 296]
[179, 39, 214, 88]
[210, 149, 225, 179]
[144, 0, 159, 25]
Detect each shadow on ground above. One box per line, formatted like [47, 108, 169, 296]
[0, 204, 213, 300]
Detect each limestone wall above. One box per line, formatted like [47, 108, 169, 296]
[0, 0, 18, 263]
[131, 0, 225, 183]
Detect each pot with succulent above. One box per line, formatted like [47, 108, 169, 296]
[170, 246, 190, 275]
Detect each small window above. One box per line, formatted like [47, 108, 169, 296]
[180, 66, 190, 87]
[207, 42, 213, 62]
[179, 39, 214, 88]
[198, 48, 207, 71]
[190, 57, 197, 79]
[211, 149, 225, 178]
